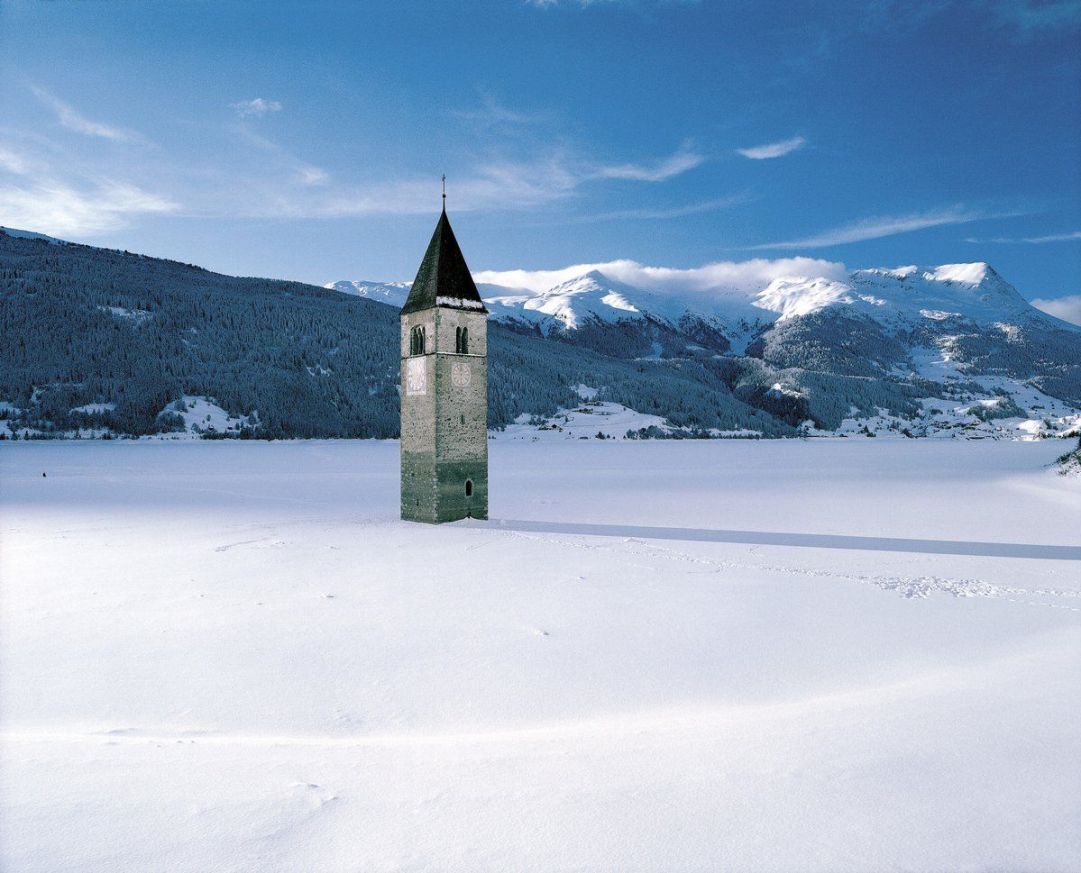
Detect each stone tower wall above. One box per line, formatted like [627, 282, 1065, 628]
[400, 307, 488, 522]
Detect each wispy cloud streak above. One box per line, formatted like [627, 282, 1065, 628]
[737, 136, 806, 160]
[750, 206, 993, 249]
[453, 92, 548, 129]
[226, 143, 707, 219]
[595, 144, 705, 181]
[569, 194, 750, 222]
[967, 229, 1081, 244]
[31, 86, 141, 143]
[301, 158, 580, 218]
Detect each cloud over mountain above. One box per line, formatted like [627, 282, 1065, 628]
[473, 256, 847, 295]
[1032, 294, 1081, 326]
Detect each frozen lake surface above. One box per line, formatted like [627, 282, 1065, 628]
[1, 439, 1079, 871]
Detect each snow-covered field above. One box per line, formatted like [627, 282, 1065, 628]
[1, 440, 1079, 872]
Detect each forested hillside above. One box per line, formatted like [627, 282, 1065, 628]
[1, 233, 400, 437]
[0, 232, 809, 438]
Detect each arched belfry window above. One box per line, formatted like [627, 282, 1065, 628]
[465, 479, 473, 497]
[455, 326, 470, 354]
[410, 325, 426, 355]
[461, 326, 469, 354]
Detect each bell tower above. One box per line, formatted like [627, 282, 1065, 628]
[400, 203, 488, 523]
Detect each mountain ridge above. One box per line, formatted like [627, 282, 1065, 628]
[1, 228, 1078, 440]
[329, 259, 1078, 335]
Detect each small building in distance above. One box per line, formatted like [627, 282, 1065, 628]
[399, 206, 488, 522]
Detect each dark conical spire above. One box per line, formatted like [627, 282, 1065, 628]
[402, 210, 487, 315]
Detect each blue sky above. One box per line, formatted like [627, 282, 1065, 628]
[1, 0, 1079, 313]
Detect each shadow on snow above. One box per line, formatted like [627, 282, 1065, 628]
[467, 519, 1081, 562]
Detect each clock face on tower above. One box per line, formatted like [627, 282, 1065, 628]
[405, 356, 427, 395]
[451, 361, 472, 388]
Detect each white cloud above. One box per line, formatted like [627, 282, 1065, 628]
[751, 206, 990, 249]
[596, 144, 705, 182]
[231, 98, 283, 117]
[0, 179, 177, 236]
[31, 86, 140, 143]
[736, 136, 806, 160]
[1031, 294, 1081, 326]
[0, 142, 177, 236]
[967, 229, 1081, 244]
[474, 256, 846, 295]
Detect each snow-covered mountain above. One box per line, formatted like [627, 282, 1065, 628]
[486, 270, 680, 329]
[329, 260, 1081, 438]
[764, 262, 1052, 334]
[333, 261, 1069, 337]
[329, 262, 1080, 363]
[325, 279, 411, 308]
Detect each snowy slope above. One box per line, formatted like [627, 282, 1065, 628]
[156, 395, 260, 437]
[2, 439, 1079, 872]
[0, 227, 67, 245]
